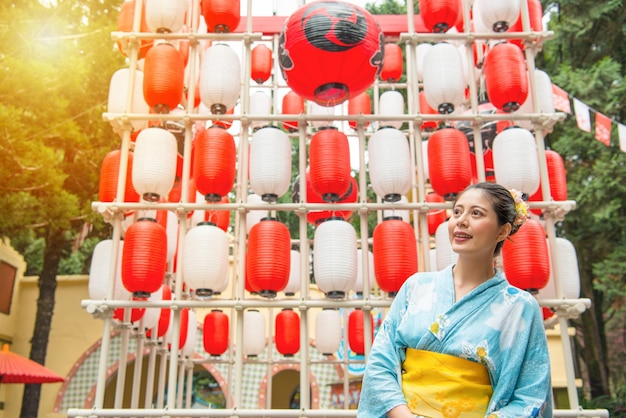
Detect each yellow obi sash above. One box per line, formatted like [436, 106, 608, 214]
[401, 349, 493, 417]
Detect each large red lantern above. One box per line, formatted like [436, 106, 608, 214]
[203, 309, 229, 356]
[281, 91, 305, 132]
[428, 128, 472, 200]
[99, 150, 140, 203]
[348, 91, 371, 130]
[418, 0, 459, 33]
[201, 0, 240, 33]
[193, 125, 236, 202]
[507, 0, 543, 49]
[380, 43, 403, 82]
[309, 127, 352, 202]
[251, 44, 273, 84]
[502, 219, 550, 294]
[143, 42, 185, 113]
[122, 218, 167, 298]
[348, 309, 374, 355]
[247, 218, 291, 298]
[483, 42, 528, 112]
[278, 0, 384, 105]
[275, 308, 300, 356]
[372, 217, 418, 296]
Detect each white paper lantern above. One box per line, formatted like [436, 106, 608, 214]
[378, 90, 404, 129]
[435, 221, 458, 270]
[183, 222, 229, 297]
[514, 69, 555, 130]
[132, 127, 177, 202]
[284, 250, 302, 296]
[354, 249, 375, 294]
[309, 101, 336, 129]
[475, 0, 520, 32]
[539, 237, 581, 300]
[243, 309, 266, 357]
[249, 91, 273, 129]
[383, 195, 410, 223]
[89, 239, 130, 300]
[145, 0, 187, 33]
[313, 218, 358, 299]
[249, 126, 292, 202]
[200, 44, 241, 114]
[315, 308, 342, 355]
[182, 310, 197, 358]
[142, 284, 165, 331]
[107, 68, 149, 133]
[416, 43, 433, 82]
[368, 128, 412, 202]
[246, 193, 269, 233]
[423, 42, 466, 114]
[492, 127, 540, 196]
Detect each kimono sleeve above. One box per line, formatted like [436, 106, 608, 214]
[488, 297, 553, 418]
[357, 279, 413, 418]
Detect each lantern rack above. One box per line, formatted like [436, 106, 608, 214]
[73, 0, 606, 417]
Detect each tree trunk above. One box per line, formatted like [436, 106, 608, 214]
[20, 228, 65, 418]
[578, 258, 611, 399]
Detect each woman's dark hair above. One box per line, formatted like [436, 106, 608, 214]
[453, 182, 521, 256]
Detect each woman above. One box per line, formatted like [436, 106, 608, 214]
[358, 182, 552, 418]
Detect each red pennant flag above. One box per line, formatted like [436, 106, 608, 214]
[595, 112, 612, 146]
[552, 84, 571, 114]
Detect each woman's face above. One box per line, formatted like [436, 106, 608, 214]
[447, 188, 508, 258]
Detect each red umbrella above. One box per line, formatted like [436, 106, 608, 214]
[0, 344, 64, 384]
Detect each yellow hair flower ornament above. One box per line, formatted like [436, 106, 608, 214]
[509, 189, 529, 226]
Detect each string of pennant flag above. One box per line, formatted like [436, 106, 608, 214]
[552, 84, 626, 153]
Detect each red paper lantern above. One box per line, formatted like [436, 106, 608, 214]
[348, 309, 374, 355]
[428, 128, 472, 200]
[418, 0, 459, 33]
[507, 0, 543, 49]
[143, 42, 185, 113]
[418, 91, 439, 131]
[201, 0, 241, 33]
[203, 309, 229, 356]
[275, 308, 300, 356]
[502, 219, 550, 294]
[113, 298, 146, 324]
[528, 150, 568, 216]
[169, 308, 189, 349]
[296, 170, 357, 226]
[426, 192, 447, 235]
[193, 125, 236, 202]
[484, 42, 528, 112]
[380, 43, 403, 82]
[99, 150, 140, 203]
[122, 218, 167, 298]
[117, 0, 152, 58]
[146, 284, 171, 338]
[246, 218, 291, 298]
[251, 44, 273, 84]
[278, 0, 384, 105]
[204, 195, 231, 232]
[309, 128, 352, 202]
[372, 217, 418, 296]
[348, 91, 371, 130]
[281, 91, 304, 132]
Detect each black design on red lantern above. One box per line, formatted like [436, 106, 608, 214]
[278, 0, 383, 106]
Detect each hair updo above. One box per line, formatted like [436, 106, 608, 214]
[454, 182, 523, 256]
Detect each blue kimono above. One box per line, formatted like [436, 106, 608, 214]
[357, 265, 553, 418]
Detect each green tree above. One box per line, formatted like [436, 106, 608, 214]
[0, 1, 122, 416]
[539, 0, 626, 406]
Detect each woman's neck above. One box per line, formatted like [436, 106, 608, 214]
[452, 257, 496, 301]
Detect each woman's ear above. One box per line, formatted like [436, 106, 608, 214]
[497, 223, 512, 242]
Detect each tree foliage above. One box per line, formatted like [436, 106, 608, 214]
[539, 0, 626, 406]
